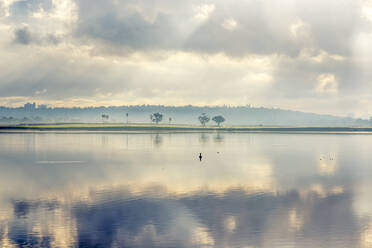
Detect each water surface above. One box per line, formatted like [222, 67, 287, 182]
[0, 132, 372, 247]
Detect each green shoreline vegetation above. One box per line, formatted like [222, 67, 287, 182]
[1, 123, 372, 132]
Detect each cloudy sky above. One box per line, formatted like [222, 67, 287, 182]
[1, 0, 372, 117]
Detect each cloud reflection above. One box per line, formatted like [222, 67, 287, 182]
[0, 133, 372, 247]
[0, 185, 365, 248]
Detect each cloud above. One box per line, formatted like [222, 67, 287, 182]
[221, 18, 238, 31]
[8, 0, 53, 21]
[74, 0, 182, 52]
[193, 4, 215, 22]
[70, 0, 370, 58]
[12, 26, 63, 45]
[3, 0, 370, 58]
[316, 73, 338, 94]
[0, 2, 5, 17]
[0, 0, 372, 117]
[5, 0, 77, 45]
[13, 26, 32, 44]
[362, 0, 372, 23]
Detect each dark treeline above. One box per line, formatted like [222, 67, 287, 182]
[0, 104, 370, 126]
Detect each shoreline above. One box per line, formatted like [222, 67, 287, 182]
[1, 123, 372, 133]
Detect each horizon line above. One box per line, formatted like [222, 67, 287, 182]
[0, 103, 363, 120]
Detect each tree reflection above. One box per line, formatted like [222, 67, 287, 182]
[101, 135, 108, 146]
[199, 133, 210, 144]
[153, 134, 163, 147]
[214, 133, 224, 143]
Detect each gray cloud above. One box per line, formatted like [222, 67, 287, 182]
[9, 0, 53, 21]
[5, 0, 371, 58]
[75, 0, 184, 53]
[0, 2, 4, 17]
[0, 52, 133, 99]
[270, 56, 356, 98]
[13, 27, 32, 45]
[1, 0, 372, 116]
[12, 27, 62, 45]
[73, 0, 370, 58]
[184, 1, 300, 57]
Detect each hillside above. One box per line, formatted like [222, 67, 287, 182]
[0, 105, 370, 126]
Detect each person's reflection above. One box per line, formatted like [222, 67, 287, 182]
[126, 134, 129, 149]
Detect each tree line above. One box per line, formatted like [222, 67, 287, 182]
[101, 112, 225, 126]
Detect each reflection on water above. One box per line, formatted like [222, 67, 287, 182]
[213, 133, 224, 143]
[0, 132, 372, 247]
[199, 133, 209, 144]
[153, 134, 163, 147]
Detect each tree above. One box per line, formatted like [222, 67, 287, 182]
[198, 113, 210, 126]
[22, 117, 29, 123]
[169, 117, 172, 124]
[212, 115, 225, 126]
[101, 114, 109, 122]
[150, 112, 163, 124]
[126, 113, 129, 123]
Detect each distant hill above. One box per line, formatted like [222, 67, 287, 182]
[0, 105, 370, 126]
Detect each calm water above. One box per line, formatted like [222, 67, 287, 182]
[0, 132, 372, 248]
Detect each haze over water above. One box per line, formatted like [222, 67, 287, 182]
[1, 132, 372, 247]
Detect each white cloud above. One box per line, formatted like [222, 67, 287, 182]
[362, 0, 372, 22]
[299, 49, 345, 63]
[35, 89, 47, 95]
[193, 4, 215, 22]
[289, 19, 311, 40]
[221, 18, 238, 31]
[224, 216, 237, 232]
[316, 73, 338, 94]
[1, 0, 18, 17]
[1, 0, 372, 117]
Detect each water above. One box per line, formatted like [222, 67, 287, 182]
[0, 132, 372, 247]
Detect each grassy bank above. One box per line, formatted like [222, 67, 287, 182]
[1, 123, 372, 132]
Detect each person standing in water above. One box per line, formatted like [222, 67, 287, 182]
[199, 153, 202, 161]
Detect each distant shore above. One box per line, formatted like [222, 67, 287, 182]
[1, 123, 372, 133]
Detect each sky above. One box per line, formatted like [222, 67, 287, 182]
[0, 0, 372, 118]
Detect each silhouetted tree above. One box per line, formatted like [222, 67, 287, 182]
[32, 116, 42, 122]
[126, 113, 129, 123]
[198, 113, 210, 126]
[150, 113, 163, 124]
[0, 116, 15, 123]
[169, 117, 172, 124]
[212, 115, 225, 126]
[101, 114, 109, 122]
[21, 117, 29, 123]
